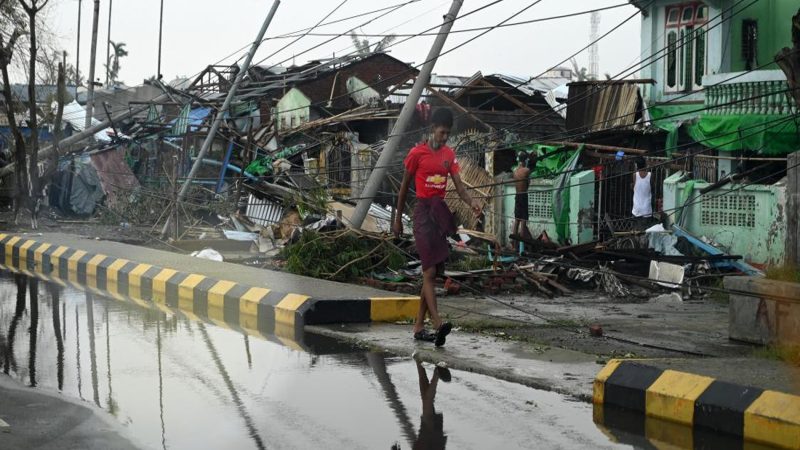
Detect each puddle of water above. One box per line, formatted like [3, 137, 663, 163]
[0, 272, 764, 450]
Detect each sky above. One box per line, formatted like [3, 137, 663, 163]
[42, 0, 643, 87]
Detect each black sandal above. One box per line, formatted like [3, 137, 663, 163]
[435, 366, 452, 382]
[414, 329, 436, 342]
[434, 322, 452, 347]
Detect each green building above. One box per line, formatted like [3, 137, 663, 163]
[631, 0, 798, 157]
[630, 0, 798, 266]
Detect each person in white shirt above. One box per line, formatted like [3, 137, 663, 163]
[632, 157, 653, 226]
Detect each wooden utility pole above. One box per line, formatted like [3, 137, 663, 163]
[85, 0, 100, 128]
[350, 0, 464, 229]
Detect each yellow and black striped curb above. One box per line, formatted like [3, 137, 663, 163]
[0, 234, 419, 332]
[0, 260, 313, 351]
[594, 359, 800, 449]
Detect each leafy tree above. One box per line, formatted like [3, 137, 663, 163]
[105, 40, 128, 85]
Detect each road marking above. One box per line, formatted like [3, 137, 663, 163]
[33, 243, 51, 271]
[646, 370, 714, 425]
[370, 297, 420, 322]
[151, 268, 178, 303]
[593, 359, 623, 405]
[67, 250, 87, 283]
[744, 390, 800, 449]
[85, 254, 108, 289]
[127, 264, 153, 299]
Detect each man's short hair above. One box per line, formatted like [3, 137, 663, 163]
[518, 152, 528, 164]
[431, 108, 454, 128]
[635, 156, 647, 170]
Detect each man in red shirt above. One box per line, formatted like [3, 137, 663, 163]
[392, 108, 482, 347]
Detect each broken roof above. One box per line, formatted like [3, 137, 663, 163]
[287, 52, 418, 109]
[490, 74, 570, 98]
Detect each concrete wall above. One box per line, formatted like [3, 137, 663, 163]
[663, 171, 787, 266]
[501, 170, 595, 245]
[725, 276, 800, 345]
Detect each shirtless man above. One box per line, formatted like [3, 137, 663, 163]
[512, 152, 532, 243]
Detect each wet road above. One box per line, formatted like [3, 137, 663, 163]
[0, 272, 730, 449]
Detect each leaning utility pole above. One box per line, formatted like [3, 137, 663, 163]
[85, 0, 100, 128]
[350, 0, 464, 229]
[160, 0, 281, 237]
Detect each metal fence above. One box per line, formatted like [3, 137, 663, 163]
[597, 156, 671, 233]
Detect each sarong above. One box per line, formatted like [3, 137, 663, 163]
[413, 197, 456, 270]
[514, 192, 528, 220]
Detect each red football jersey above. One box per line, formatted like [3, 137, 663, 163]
[403, 142, 460, 198]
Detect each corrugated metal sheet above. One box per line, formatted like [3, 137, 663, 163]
[245, 194, 284, 227]
[492, 74, 571, 98]
[565, 81, 645, 134]
[90, 148, 140, 207]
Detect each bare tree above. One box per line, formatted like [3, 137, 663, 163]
[18, 0, 50, 228]
[0, 0, 29, 216]
[37, 49, 81, 85]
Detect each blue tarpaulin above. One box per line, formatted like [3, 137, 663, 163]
[167, 107, 212, 135]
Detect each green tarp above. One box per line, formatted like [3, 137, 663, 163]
[684, 114, 800, 155]
[552, 149, 582, 243]
[648, 105, 800, 155]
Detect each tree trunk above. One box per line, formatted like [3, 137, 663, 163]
[0, 55, 28, 205]
[25, 2, 40, 207]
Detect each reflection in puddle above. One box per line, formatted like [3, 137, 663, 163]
[0, 272, 635, 449]
[594, 404, 784, 450]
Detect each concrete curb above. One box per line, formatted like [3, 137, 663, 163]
[594, 359, 800, 449]
[0, 233, 419, 335]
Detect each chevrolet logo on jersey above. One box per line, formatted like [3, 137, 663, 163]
[426, 174, 447, 185]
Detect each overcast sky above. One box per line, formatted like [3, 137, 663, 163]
[44, 0, 642, 87]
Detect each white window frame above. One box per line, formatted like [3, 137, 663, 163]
[664, 2, 708, 94]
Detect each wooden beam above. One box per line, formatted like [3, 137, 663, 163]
[426, 85, 495, 132]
